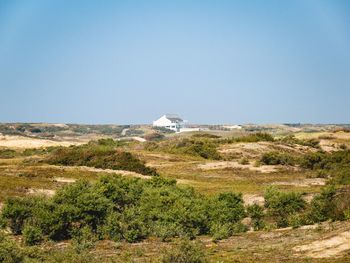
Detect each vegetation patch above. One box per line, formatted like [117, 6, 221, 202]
[145, 137, 222, 160]
[0, 176, 246, 244]
[46, 139, 157, 176]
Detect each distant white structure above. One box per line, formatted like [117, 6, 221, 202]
[153, 114, 184, 132]
[222, 125, 242, 130]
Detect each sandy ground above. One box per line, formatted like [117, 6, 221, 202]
[271, 178, 326, 187]
[51, 165, 152, 179]
[53, 177, 76, 183]
[219, 142, 312, 159]
[293, 230, 350, 258]
[243, 194, 265, 206]
[27, 188, 55, 197]
[0, 135, 82, 148]
[198, 161, 279, 173]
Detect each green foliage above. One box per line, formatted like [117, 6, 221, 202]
[191, 133, 221, 139]
[0, 175, 248, 243]
[46, 140, 157, 176]
[144, 132, 165, 141]
[1, 197, 35, 234]
[264, 187, 306, 227]
[300, 150, 350, 186]
[0, 148, 17, 159]
[208, 192, 246, 239]
[222, 132, 274, 144]
[145, 137, 221, 160]
[260, 151, 296, 165]
[247, 204, 265, 230]
[239, 158, 249, 165]
[161, 239, 207, 263]
[307, 185, 350, 223]
[71, 226, 98, 253]
[23, 224, 43, 246]
[139, 184, 207, 240]
[153, 126, 176, 134]
[279, 135, 320, 148]
[0, 232, 23, 263]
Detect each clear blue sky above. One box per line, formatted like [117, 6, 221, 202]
[0, 0, 349, 124]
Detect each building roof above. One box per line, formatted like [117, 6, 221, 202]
[165, 114, 183, 122]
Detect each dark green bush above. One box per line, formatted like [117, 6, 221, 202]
[307, 185, 350, 223]
[0, 175, 248, 243]
[23, 224, 43, 246]
[264, 187, 306, 227]
[0, 232, 23, 262]
[260, 151, 296, 165]
[247, 204, 265, 230]
[208, 192, 246, 239]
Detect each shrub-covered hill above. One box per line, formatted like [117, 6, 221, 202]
[46, 139, 157, 176]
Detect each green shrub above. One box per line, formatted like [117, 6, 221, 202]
[247, 204, 265, 230]
[239, 158, 249, 165]
[46, 141, 157, 176]
[71, 226, 98, 253]
[0, 232, 23, 263]
[210, 223, 232, 241]
[208, 192, 246, 238]
[1, 197, 35, 234]
[23, 224, 43, 246]
[0, 148, 17, 159]
[138, 184, 207, 240]
[222, 132, 274, 144]
[161, 239, 207, 263]
[145, 138, 221, 160]
[260, 152, 296, 165]
[264, 187, 306, 227]
[279, 135, 320, 148]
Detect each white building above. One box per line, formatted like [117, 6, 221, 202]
[153, 114, 184, 132]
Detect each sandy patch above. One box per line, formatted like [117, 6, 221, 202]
[27, 188, 55, 197]
[271, 178, 326, 187]
[319, 139, 338, 152]
[53, 165, 152, 179]
[198, 161, 278, 173]
[243, 194, 265, 206]
[219, 142, 311, 159]
[293, 230, 350, 258]
[54, 177, 76, 183]
[0, 135, 81, 149]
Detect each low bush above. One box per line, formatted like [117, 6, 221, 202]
[46, 139, 157, 176]
[307, 185, 350, 223]
[23, 224, 43, 246]
[279, 135, 320, 148]
[0, 148, 17, 158]
[0, 176, 246, 243]
[0, 232, 24, 262]
[260, 152, 296, 165]
[221, 132, 274, 144]
[145, 138, 221, 160]
[161, 239, 207, 263]
[264, 187, 306, 227]
[247, 204, 265, 230]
